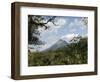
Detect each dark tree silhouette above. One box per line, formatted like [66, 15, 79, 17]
[28, 15, 57, 45]
[82, 17, 88, 27]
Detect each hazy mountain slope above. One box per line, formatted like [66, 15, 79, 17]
[43, 39, 68, 51]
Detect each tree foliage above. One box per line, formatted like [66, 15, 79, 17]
[28, 15, 57, 45]
[28, 37, 88, 66]
[82, 17, 88, 27]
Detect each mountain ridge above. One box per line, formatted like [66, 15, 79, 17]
[42, 39, 68, 52]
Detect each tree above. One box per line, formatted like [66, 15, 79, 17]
[82, 17, 88, 27]
[28, 15, 57, 46]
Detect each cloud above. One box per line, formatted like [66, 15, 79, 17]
[61, 33, 78, 42]
[69, 28, 77, 33]
[54, 18, 66, 28]
[46, 17, 66, 29]
[38, 17, 67, 35]
[51, 18, 67, 34]
[40, 44, 51, 51]
[40, 38, 58, 51]
[68, 18, 86, 31]
[39, 33, 60, 51]
[68, 22, 74, 27]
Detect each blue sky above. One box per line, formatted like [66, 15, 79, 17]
[30, 16, 88, 51]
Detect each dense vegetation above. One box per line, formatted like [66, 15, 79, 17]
[28, 15, 57, 45]
[28, 37, 87, 66]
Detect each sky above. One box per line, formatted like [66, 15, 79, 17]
[29, 16, 88, 51]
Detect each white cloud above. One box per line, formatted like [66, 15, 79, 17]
[68, 22, 74, 27]
[40, 40, 57, 51]
[54, 18, 66, 28]
[46, 18, 66, 30]
[68, 19, 78, 28]
[38, 17, 67, 35]
[69, 28, 77, 33]
[61, 33, 78, 42]
[39, 34, 59, 51]
[68, 18, 86, 31]
[40, 44, 51, 51]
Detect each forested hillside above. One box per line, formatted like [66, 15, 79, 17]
[28, 37, 87, 66]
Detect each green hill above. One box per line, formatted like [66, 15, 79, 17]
[28, 37, 87, 66]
